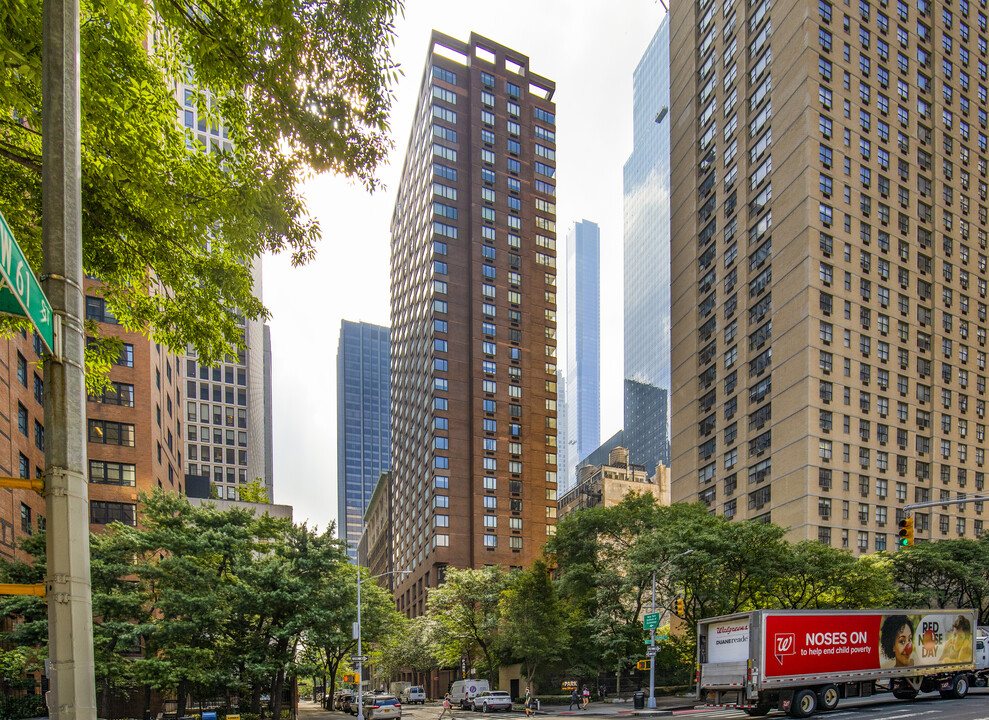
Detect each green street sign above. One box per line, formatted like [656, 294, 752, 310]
[644, 635, 669, 644]
[0, 210, 53, 353]
[643, 612, 660, 630]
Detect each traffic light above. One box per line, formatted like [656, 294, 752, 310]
[636, 659, 651, 671]
[676, 597, 685, 616]
[897, 517, 915, 547]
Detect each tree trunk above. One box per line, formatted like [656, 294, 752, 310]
[251, 682, 263, 716]
[101, 677, 112, 719]
[272, 668, 286, 720]
[143, 684, 152, 720]
[615, 668, 620, 700]
[177, 679, 189, 718]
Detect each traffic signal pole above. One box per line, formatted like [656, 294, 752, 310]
[41, 0, 98, 716]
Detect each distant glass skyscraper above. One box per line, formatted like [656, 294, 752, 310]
[565, 220, 601, 490]
[336, 320, 391, 562]
[623, 17, 672, 473]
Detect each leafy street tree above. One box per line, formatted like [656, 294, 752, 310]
[300, 562, 400, 706]
[546, 493, 665, 693]
[374, 615, 440, 690]
[1, 0, 402, 365]
[428, 566, 509, 688]
[498, 560, 568, 690]
[890, 536, 989, 624]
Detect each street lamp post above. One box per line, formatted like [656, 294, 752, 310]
[354, 564, 410, 720]
[647, 549, 695, 709]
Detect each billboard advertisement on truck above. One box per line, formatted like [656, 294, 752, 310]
[761, 611, 974, 676]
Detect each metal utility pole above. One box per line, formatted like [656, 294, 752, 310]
[41, 0, 98, 716]
[647, 549, 694, 709]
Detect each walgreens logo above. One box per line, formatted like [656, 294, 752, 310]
[774, 634, 795, 656]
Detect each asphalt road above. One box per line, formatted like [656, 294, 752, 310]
[387, 689, 989, 720]
[663, 688, 989, 718]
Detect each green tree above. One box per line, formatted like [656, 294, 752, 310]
[498, 560, 568, 689]
[427, 566, 509, 688]
[1, 0, 401, 366]
[546, 493, 666, 692]
[890, 536, 989, 623]
[239, 478, 270, 503]
[374, 615, 439, 690]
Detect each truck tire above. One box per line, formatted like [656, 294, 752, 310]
[940, 674, 970, 700]
[816, 684, 840, 711]
[744, 704, 772, 717]
[789, 689, 818, 718]
[893, 689, 918, 700]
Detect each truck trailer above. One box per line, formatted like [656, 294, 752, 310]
[696, 608, 988, 717]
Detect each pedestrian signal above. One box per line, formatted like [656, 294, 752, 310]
[676, 597, 685, 616]
[897, 517, 914, 547]
[636, 660, 651, 671]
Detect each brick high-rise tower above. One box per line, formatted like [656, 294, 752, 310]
[389, 32, 559, 616]
[670, 0, 988, 550]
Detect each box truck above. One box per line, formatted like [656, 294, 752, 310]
[696, 609, 989, 717]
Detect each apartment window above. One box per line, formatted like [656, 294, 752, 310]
[89, 460, 136, 486]
[90, 501, 137, 526]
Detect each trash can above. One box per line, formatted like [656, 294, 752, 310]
[632, 691, 645, 709]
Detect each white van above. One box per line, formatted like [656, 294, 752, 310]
[400, 686, 426, 704]
[449, 679, 490, 710]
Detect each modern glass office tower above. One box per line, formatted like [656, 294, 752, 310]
[565, 220, 601, 490]
[336, 320, 391, 562]
[389, 31, 559, 617]
[624, 17, 673, 473]
[670, 0, 987, 548]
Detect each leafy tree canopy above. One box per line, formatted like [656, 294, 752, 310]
[0, 0, 401, 364]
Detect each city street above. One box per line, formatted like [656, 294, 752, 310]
[302, 689, 989, 720]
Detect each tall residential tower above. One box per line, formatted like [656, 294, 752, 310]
[565, 220, 601, 489]
[389, 32, 559, 616]
[624, 18, 673, 474]
[670, 0, 987, 549]
[337, 320, 391, 561]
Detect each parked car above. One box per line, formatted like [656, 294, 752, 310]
[347, 693, 375, 715]
[363, 695, 403, 719]
[336, 692, 354, 712]
[450, 679, 490, 710]
[334, 691, 353, 711]
[400, 686, 426, 705]
[471, 691, 512, 712]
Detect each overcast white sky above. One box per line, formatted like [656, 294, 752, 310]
[263, 1, 668, 534]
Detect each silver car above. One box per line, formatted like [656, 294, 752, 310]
[471, 691, 513, 712]
[364, 695, 403, 719]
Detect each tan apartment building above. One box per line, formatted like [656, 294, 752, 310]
[389, 32, 559, 616]
[671, 0, 987, 551]
[558, 446, 671, 519]
[358, 472, 394, 591]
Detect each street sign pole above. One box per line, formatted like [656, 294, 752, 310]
[41, 0, 96, 716]
[648, 572, 656, 709]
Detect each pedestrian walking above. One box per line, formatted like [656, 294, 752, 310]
[581, 685, 590, 709]
[439, 693, 456, 720]
[568, 688, 580, 710]
[598, 684, 606, 700]
[524, 687, 534, 717]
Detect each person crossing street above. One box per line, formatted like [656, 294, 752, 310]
[439, 693, 456, 720]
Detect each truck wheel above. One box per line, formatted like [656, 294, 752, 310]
[892, 690, 918, 700]
[816, 685, 839, 711]
[744, 705, 772, 717]
[943, 674, 970, 700]
[789, 689, 818, 718]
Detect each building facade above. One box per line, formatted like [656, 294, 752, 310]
[389, 31, 559, 616]
[358, 471, 394, 591]
[558, 446, 671, 519]
[85, 283, 184, 528]
[181, 257, 271, 504]
[337, 320, 391, 561]
[624, 18, 673, 473]
[564, 220, 601, 492]
[670, 0, 987, 549]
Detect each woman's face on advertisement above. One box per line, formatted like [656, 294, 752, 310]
[894, 624, 913, 665]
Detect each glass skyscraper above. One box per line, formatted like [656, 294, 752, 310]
[565, 219, 601, 490]
[623, 17, 672, 472]
[336, 320, 391, 562]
